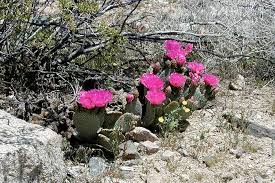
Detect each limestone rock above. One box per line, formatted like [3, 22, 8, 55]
[126, 127, 159, 142]
[0, 110, 66, 183]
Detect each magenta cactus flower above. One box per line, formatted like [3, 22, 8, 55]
[164, 40, 186, 66]
[189, 72, 201, 85]
[145, 90, 166, 105]
[140, 73, 164, 91]
[203, 74, 220, 87]
[187, 62, 205, 74]
[78, 89, 113, 109]
[184, 43, 193, 54]
[169, 72, 187, 88]
[126, 93, 135, 103]
[79, 91, 96, 109]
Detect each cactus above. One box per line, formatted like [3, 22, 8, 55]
[141, 102, 156, 127]
[125, 98, 142, 117]
[73, 108, 105, 141]
[191, 87, 208, 110]
[164, 101, 180, 114]
[113, 113, 140, 133]
[103, 110, 123, 129]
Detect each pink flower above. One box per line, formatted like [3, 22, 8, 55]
[184, 43, 193, 54]
[189, 72, 201, 85]
[164, 40, 186, 66]
[145, 90, 166, 105]
[126, 93, 135, 103]
[203, 74, 220, 87]
[78, 89, 113, 109]
[164, 40, 182, 52]
[169, 72, 187, 88]
[140, 73, 164, 91]
[79, 91, 95, 109]
[90, 89, 113, 107]
[187, 62, 205, 74]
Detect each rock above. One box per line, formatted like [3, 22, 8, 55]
[67, 165, 88, 179]
[255, 175, 264, 183]
[221, 172, 234, 182]
[202, 155, 218, 167]
[0, 110, 66, 183]
[120, 140, 140, 160]
[120, 166, 134, 172]
[139, 141, 160, 154]
[229, 74, 246, 90]
[89, 157, 108, 177]
[177, 147, 188, 157]
[126, 127, 159, 142]
[229, 149, 243, 159]
[146, 172, 165, 183]
[161, 150, 181, 162]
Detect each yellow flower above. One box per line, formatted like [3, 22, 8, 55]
[112, 62, 118, 66]
[184, 108, 190, 113]
[158, 116, 164, 123]
[182, 100, 188, 105]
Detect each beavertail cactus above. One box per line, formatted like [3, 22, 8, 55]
[73, 89, 113, 141]
[113, 113, 140, 133]
[73, 108, 105, 140]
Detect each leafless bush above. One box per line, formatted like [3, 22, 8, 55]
[131, 0, 275, 79]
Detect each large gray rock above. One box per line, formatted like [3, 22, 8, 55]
[0, 110, 66, 183]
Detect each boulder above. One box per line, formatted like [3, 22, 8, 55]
[0, 110, 66, 183]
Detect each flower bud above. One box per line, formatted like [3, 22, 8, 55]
[171, 60, 177, 67]
[126, 93, 134, 103]
[152, 62, 161, 74]
[179, 97, 185, 104]
[165, 60, 171, 67]
[132, 89, 139, 98]
[165, 86, 172, 94]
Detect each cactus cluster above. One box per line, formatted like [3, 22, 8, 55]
[73, 40, 219, 152]
[137, 40, 220, 129]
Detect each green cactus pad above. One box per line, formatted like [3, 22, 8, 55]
[103, 111, 123, 129]
[164, 101, 180, 114]
[125, 99, 142, 117]
[142, 102, 156, 127]
[73, 109, 105, 141]
[113, 113, 140, 133]
[193, 88, 208, 109]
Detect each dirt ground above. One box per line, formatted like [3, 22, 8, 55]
[67, 81, 275, 183]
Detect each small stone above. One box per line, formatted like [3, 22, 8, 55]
[177, 147, 188, 157]
[221, 172, 234, 182]
[120, 140, 140, 160]
[161, 150, 181, 162]
[181, 174, 190, 181]
[139, 141, 160, 154]
[120, 166, 134, 171]
[88, 157, 108, 177]
[229, 149, 243, 159]
[255, 175, 264, 183]
[229, 74, 246, 90]
[266, 169, 273, 176]
[126, 127, 159, 142]
[202, 156, 217, 167]
[146, 173, 165, 183]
